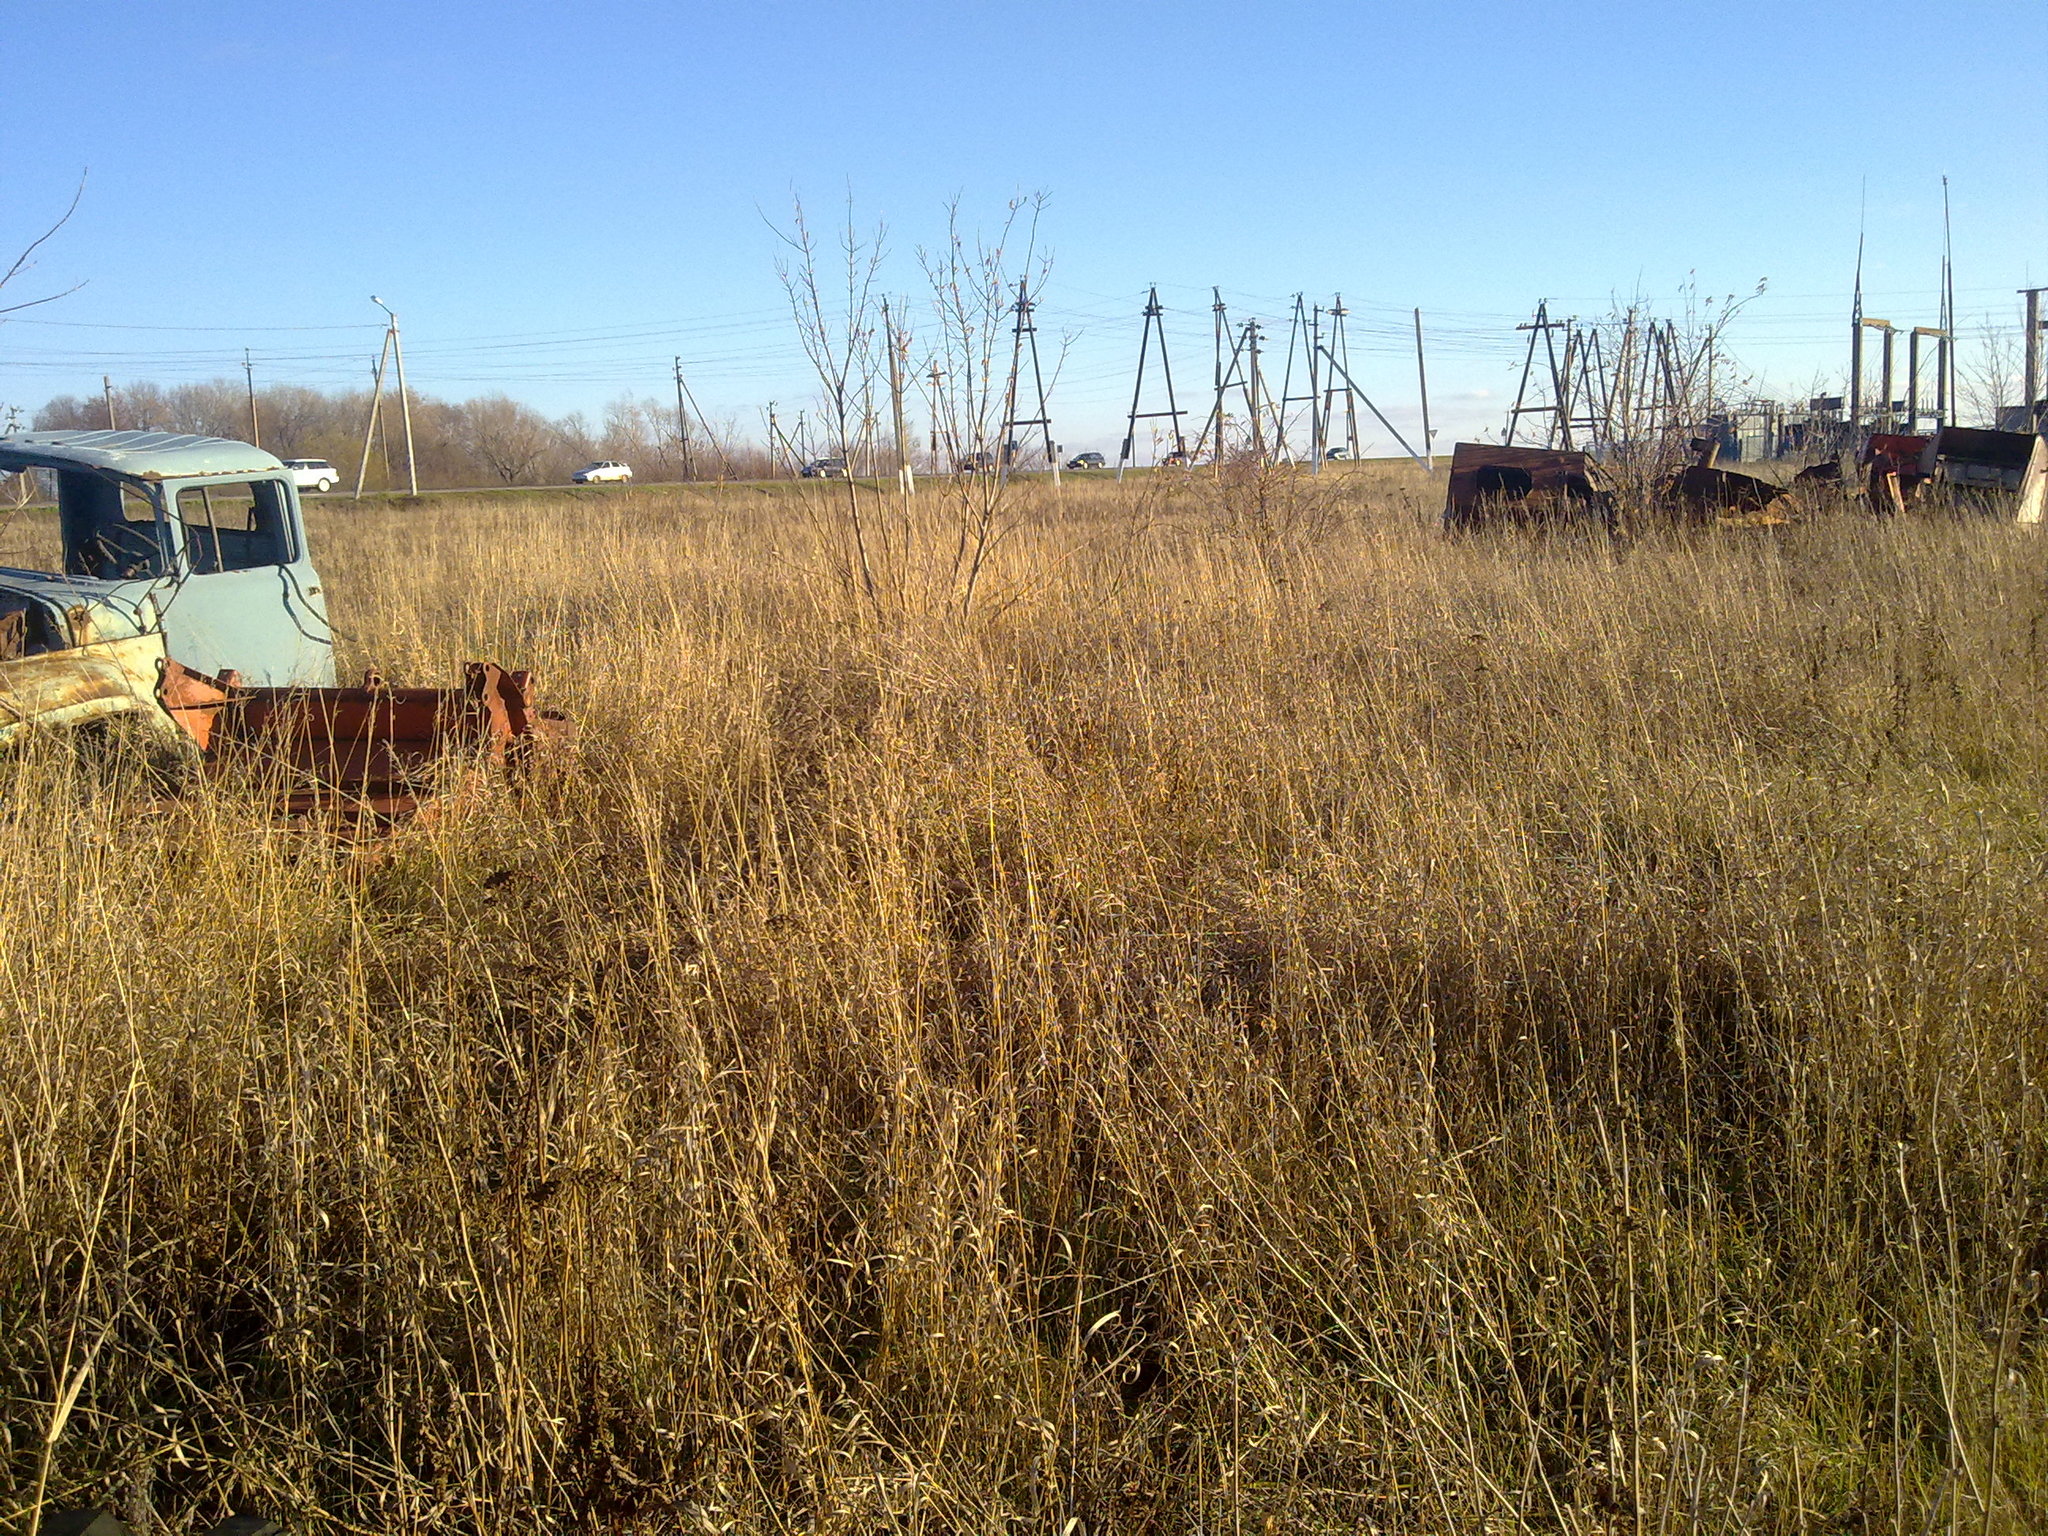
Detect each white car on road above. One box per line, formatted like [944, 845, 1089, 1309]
[284, 458, 341, 493]
[572, 460, 633, 484]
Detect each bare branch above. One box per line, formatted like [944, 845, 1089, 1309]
[0, 283, 86, 319]
[0, 172, 87, 304]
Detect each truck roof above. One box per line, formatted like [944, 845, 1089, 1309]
[0, 429, 286, 481]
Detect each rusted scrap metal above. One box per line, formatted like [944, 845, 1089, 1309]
[163, 659, 571, 819]
[1666, 438, 1788, 519]
[1854, 427, 2048, 518]
[1861, 433, 1931, 517]
[1669, 464, 1785, 515]
[1923, 426, 2038, 490]
[1920, 426, 2048, 521]
[1443, 442, 1614, 532]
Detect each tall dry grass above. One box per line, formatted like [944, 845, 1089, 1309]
[2, 467, 2045, 1532]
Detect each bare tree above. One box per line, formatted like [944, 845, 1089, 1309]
[1959, 319, 2020, 428]
[777, 196, 888, 608]
[916, 194, 1051, 616]
[1572, 279, 1767, 511]
[454, 394, 563, 485]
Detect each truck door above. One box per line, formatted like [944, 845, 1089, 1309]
[159, 474, 336, 685]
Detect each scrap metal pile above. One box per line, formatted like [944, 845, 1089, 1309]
[1860, 426, 2048, 520]
[1442, 425, 2047, 533]
[0, 430, 567, 821]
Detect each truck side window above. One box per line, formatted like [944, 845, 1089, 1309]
[0, 474, 57, 572]
[59, 473, 167, 579]
[176, 480, 292, 573]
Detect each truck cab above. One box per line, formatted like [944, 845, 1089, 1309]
[0, 430, 335, 687]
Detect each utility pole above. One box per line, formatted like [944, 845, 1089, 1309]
[242, 348, 262, 447]
[882, 298, 913, 500]
[1272, 296, 1314, 465]
[371, 297, 418, 495]
[1939, 178, 1956, 428]
[1118, 285, 1187, 477]
[1413, 308, 1435, 473]
[2023, 288, 2047, 430]
[767, 403, 804, 476]
[1306, 304, 1326, 470]
[1269, 296, 1330, 468]
[354, 332, 393, 499]
[1245, 320, 1265, 461]
[1849, 229, 1866, 434]
[672, 356, 696, 480]
[671, 363, 730, 480]
[1210, 288, 1228, 463]
[925, 363, 945, 470]
[374, 360, 393, 480]
[102, 376, 117, 430]
[1327, 296, 1360, 459]
[1505, 303, 1576, 447]
[998, 279, 1056, 477]
[1194, 296, 1264, 465]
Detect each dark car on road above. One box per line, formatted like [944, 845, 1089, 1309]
[1065, 452, 1107, 470]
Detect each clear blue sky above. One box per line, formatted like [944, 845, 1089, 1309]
[3, 0, 2043, 452]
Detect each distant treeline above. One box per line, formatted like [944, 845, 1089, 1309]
[32, 381, 776, 487]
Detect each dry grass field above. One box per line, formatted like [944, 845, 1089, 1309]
[4, 464, 2046, 1533]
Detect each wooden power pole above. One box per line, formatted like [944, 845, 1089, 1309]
[2024, 287, 2047, 429]
[673, 356, 695, 480]
[243, 348, 261, 448]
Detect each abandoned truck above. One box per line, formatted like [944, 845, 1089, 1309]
[0, 430, 560, 813]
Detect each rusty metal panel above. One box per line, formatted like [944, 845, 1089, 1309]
[1668, 464, 1786, 517]
[1860, 434, 1931, 515]
[1923, 426, 2041, 494]
[1443, 442, 1611, 531]
[1861, 434, 1930, 470]
[165, 659, 572, 821]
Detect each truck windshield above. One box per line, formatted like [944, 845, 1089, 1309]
[175, 480, 293, 573]
[54, 472, 166, 579]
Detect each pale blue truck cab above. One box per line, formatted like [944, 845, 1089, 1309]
[0, 430, 335, 687]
